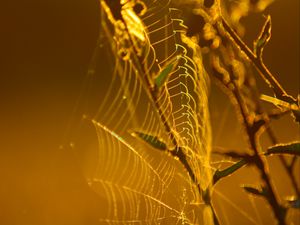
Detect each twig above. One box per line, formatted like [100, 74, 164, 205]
[218, 17, 297, 105]
[232, 80, 286, 225]
[123, 24, 223, 225]
[126, 26, 221, 225]
[243, 68, 300, 198]
[211, 60, 286, 224]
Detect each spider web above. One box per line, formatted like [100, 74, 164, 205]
[75, 0, 213, 224]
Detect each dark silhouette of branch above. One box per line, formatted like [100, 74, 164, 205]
[218, 17, 297, 107]
[210, 56, 287, 224]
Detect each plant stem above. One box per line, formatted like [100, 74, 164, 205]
[219, 18, 290, 100]
[125, 26, 205, 190]
[231, 81, 286, 225]
[211, 59, 286, 223]
[243, 66, 300, 199]
[126, 26, 222, 224]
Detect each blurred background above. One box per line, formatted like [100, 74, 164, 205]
[0, 0, 298, 224]
[209, 1, 299, 224]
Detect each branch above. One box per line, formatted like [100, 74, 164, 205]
[218, 17, 297, 106]
[211, 60, 287, 224]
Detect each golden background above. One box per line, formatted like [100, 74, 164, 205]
[0, 0, 298, 224]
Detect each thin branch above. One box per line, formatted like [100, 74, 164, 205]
[218, 17, 297, 105]
[232, 81, 286, 225]
[211, 61, 286, 224]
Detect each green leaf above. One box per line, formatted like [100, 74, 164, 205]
[243, 185, 267, 197]
[254, 15, 271, 56]
[265, 142, 300, 157]
[131, 131, 167, 151]
[213, 159, 247, 184]
[155, 63, 174, 88]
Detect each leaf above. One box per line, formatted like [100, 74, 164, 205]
[260, 94, 300, 123]
[132, 131, 167, 151]
[91, 121, 196, 224]
[132, 132, 199, 184]
[213, 159, 247, 184]
[82, 1, 212, 224]
[261, 94, 299, 111]
[155, 63, 175, 88]
[254, 15, 271, 57]
[265, 142, 300, 157]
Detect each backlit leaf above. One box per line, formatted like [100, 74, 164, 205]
[254, 15, 271, 56]
[132, 131, 167, 151]
[155, 63, 175, 88]
[213, 159, 247, 184]
[265, 142, 300, 157]
[243, 185, 266, 197]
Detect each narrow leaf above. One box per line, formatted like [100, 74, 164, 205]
[131, 131, 167, 151]
[155, 63, 174, 88]
[261, 94, 299, 111]
[213, 159, 247, 184]
[265, 142, 300, 157]
[243, 185, 266, 197]
[254, 15, 271, 56]
[261, 94, 300, 123]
